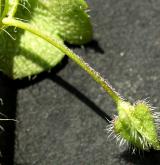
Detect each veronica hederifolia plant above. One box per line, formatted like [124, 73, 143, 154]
[1, 0, 160, 152]
[0, 0, 92, 79]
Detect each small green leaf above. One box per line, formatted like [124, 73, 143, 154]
[39, 0, 93, 45]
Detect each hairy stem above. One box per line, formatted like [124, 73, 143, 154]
[0, 0, 19, 27]
[8, 0, 19, 17]
[0, 0, 1, 16]
[0, 0, 9, 23]
[2, 17, 123, 104]
[2, 0, 9, 17]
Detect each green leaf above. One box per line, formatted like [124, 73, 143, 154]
[0, 0, 92, 79]
[38, 0, 93, 44]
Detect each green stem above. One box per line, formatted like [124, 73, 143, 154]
[0, 0, 1, 16]
[2, 17, 123, 104]
[2, 0, 9, 17]
[0, 0, 19, 27]
[7, 0, 19, 18]
[0, 0, 9, 23]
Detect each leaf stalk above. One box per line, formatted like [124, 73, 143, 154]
[2, 17, 123, 104]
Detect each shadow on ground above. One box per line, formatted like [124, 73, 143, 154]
[0, 73, 17, 165]
[120, 149, 160, 165]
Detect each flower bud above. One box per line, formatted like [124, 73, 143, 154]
[107, 100, 160, 151]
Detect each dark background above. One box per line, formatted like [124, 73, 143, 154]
[1, 0, 160, 164]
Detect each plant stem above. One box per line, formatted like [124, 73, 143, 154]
[2, 17, 123, 104]
[0, 0, 19, 27]
[0, 0, 9, 24]
[2, 0, 9, 17]
[0, 0, 1, 16]
[8, 0, 19, 18]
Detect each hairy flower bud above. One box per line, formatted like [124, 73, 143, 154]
[107, 100, 160, 151]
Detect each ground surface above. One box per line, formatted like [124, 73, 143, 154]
[1, 0, 160, 164]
